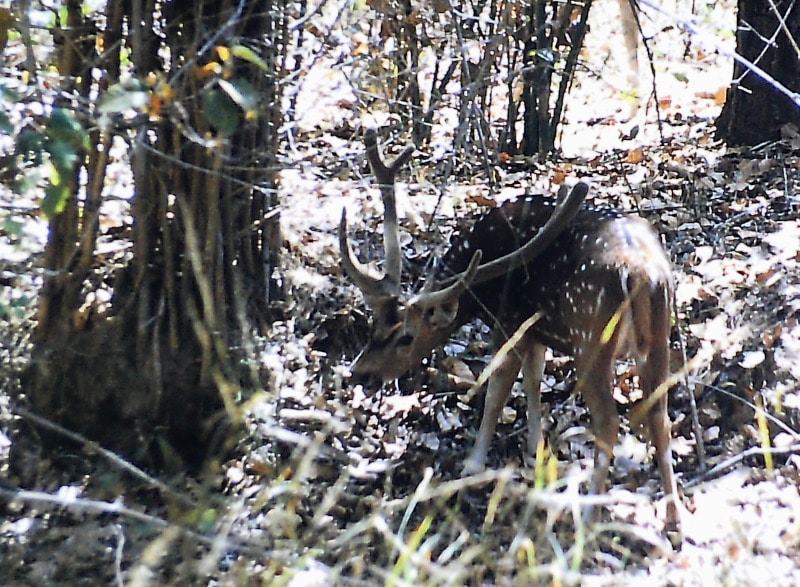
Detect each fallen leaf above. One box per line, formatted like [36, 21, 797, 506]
[739, 349, 765, 369]
[465, 194, 497, 208]
[626, 147, 645, 164]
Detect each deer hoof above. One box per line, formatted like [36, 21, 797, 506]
[461, 459, 486, 476]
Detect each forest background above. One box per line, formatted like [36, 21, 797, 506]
[1, 0, 799, 585]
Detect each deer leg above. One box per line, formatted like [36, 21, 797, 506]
[521, 343, 546, 465]
[576, 338, 620, 522]
[462, 348, 521, 475]
[639, 341, 681, 530]
[631, 281, 682, 531]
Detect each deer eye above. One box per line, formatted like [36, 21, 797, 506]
[397, 334, 414, 347]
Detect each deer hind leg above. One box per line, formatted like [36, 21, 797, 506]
[635, 285, 681, 530]
[575, 327, 621, 522]
[521, 342, 546, 465]
[462, 347, 521, 475]
[639, 345, 681, 530]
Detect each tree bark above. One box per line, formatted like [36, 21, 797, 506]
[716, 0, 800, 145]
[25, 0, 284, 470]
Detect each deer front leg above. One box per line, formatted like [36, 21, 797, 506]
[462, 349, 521, 475]
[521, 343, 546, 465]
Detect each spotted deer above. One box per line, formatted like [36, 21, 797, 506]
[340, 130, 680, 529]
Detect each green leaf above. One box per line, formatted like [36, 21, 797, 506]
[231, 44, 269, 71]
[41, 177, 71, 220]
[16, 128, 45, 165]
[197, 508, 218, 533]
[202, 88, 241, 135]
[2, 214, 24, 240]
[18, 167, 43, 194]
[0, 84, 21, 103]
[46, 138, 79, 173]
[0, 110, 13, 134]
[99, 80, 149, 114]
[537, 48, 557, 65]
[218, 78, 259, 117]
[46, 108, 89, 151]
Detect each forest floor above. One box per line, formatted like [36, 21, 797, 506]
[2, 1, 800, 585]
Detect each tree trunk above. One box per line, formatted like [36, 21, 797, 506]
[716, 0, 800, 145]
[25, 0, 285, 470]
[519, 0, 591, 157]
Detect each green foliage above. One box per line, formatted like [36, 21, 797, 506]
[388, 513, 437, 587]
[201, 77, 261, 135]
[97, 78, 149, 114]
[46, 108, 88, 151]
[99, 50, 263, 136]
[230, 44, 269, 71]
[1, 97, 89, 221]
[218, 78, 259, 118]
[0, 288, 31, 320]
[40, 109, 88, 219]
[0, 214, 30, 319]
[0, 109, 12, 134]
[15, 128, 45, 165]
[203, 87, 243, 135]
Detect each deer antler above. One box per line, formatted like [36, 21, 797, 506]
[339, 129, 415, 300]
[341, 130, 588, 310]
[364, 129, 413, 292]
[466, 181, 589, 286]
[410, 249, 482, 308]
[426, 182, 589, 300]
[339, 209, 394, 298]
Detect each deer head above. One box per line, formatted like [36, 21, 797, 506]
[339, 129, 587, 389]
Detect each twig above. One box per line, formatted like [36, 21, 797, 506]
[674, 295, 706, 470]
[551, 1, 591, 149]
[113, 523, 125, 587]
[684, 443, 800, 489]
[0, 485, 171, 528]
[699, 380, 800, 438]
[15, 0, 38, 80]
[0, 485, 280, 560]
[629, 0, 665, 138]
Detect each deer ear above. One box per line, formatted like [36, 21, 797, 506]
[426, 300, 459, 328]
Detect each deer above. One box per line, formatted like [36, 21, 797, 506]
[339, 129, 681, 531]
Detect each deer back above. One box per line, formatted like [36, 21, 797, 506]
[442, 196, 673, 360]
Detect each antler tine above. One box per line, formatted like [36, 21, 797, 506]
[364, 128, 414, 293]
[412, 249, 482, 308]
[339, 208, 395, 299]
[443, 181, 589, 288]
[339, 129, 415, 301]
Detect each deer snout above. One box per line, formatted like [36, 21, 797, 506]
[349, 368, 383, 392]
